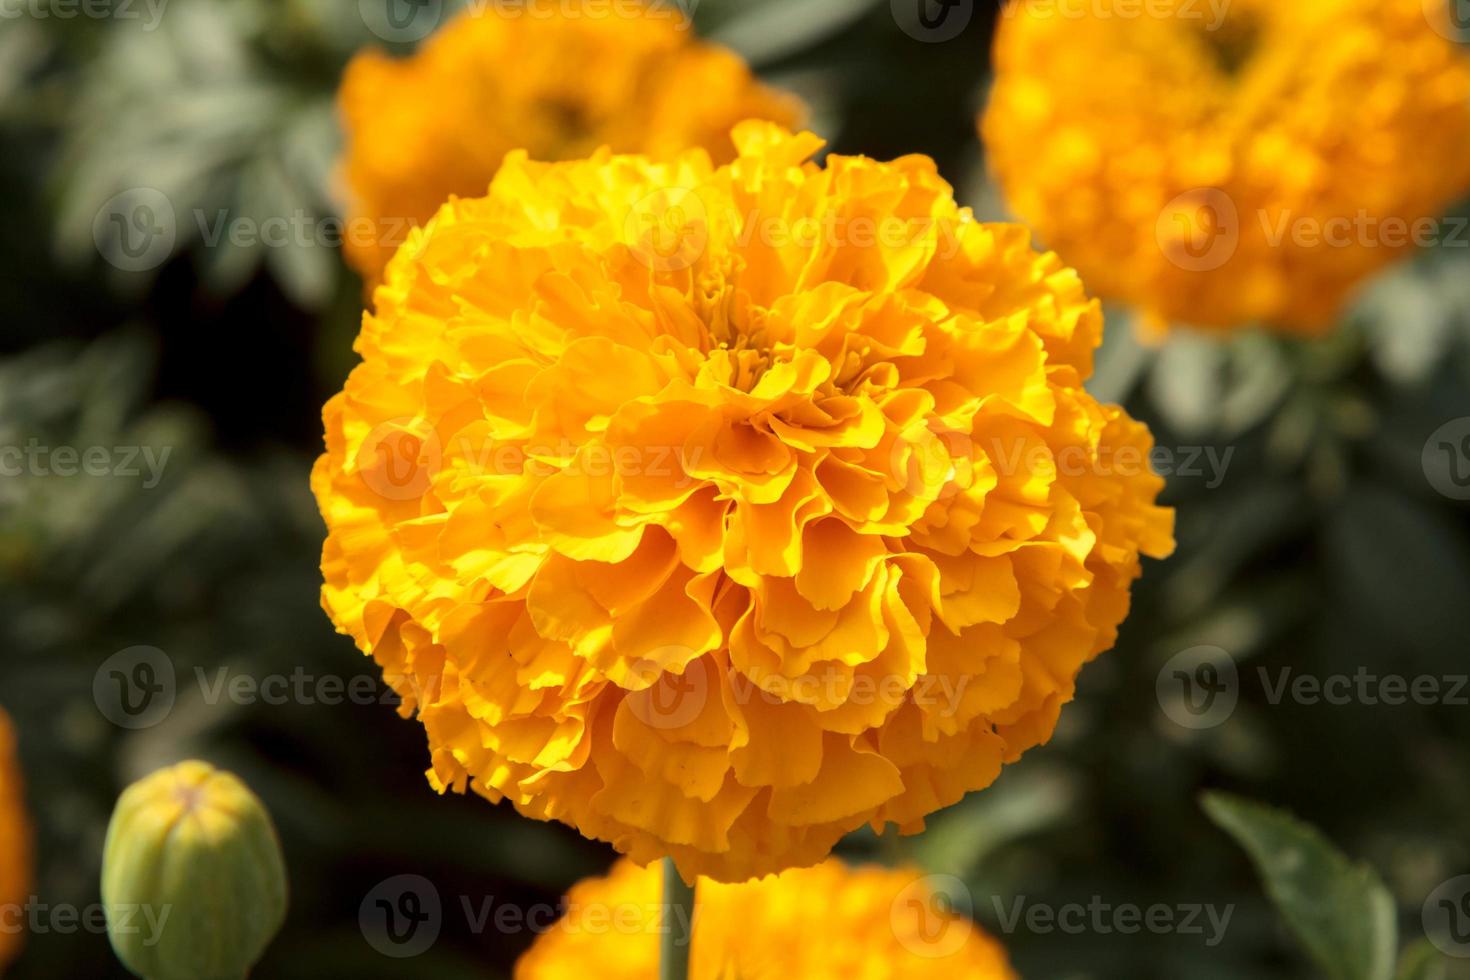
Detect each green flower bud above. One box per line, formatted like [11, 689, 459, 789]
[102, 760, 288, 980]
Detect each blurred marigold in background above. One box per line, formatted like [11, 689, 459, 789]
[337, 4, 803, 282]
[983, 0, 1470, 336]
[515, 858, 1017, 979]
[0, 710, 31, 970]
[312, 121, 1174, 882]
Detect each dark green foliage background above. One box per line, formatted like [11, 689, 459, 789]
[1, 1, 1468, 977]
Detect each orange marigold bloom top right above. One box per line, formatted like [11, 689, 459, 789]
[982, 0, 1470, 336]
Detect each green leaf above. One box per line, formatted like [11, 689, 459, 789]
[1086, 307, 1154, 406]
[706, 0, 878, 67]
[50, 0, 343, 307]
[910, 768, 1075, 875]
[1358, 269, 1456, 386]
[1395, 941, 1447, 980]
[1147, 331, 1226, 436]
[1202, 792, 1398, 980]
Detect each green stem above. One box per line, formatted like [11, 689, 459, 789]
[659, 857, 696, 980]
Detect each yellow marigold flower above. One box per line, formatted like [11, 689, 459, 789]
[0, 709, 32, 970]
[982, 0, 1470, 335]
[515, 858, 1017, 979]
[312, 121, 1174, 882]
[338, 5, 803, 282]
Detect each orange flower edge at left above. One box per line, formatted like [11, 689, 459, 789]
[0, 709, 32, 971]
[312, 121, 1175, 882]
[515, 858, 1018, 979]
[337, 4, 803, 283]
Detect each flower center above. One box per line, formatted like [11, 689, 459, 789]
[690, 261, 780, 390]
[1196, 13, 1262, 77]
[537, 96, 595, 147]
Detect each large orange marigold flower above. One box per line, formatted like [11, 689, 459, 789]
[312, 121, 1174, 882]
[338, 4, 802, 281]
[982, 0, 1470, 335]
[0, 709, 32, 970]
[515, 858, 1017, 979]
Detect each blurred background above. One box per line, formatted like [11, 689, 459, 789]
[2, 1, 1469, 977]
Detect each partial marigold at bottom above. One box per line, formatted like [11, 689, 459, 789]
[982, 0, 1470, 336]
[312, 121, 1174, 883]
[336, 2, 803, 282]
[515, 859, 1017, 980]
[0, 709, 32, 970]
